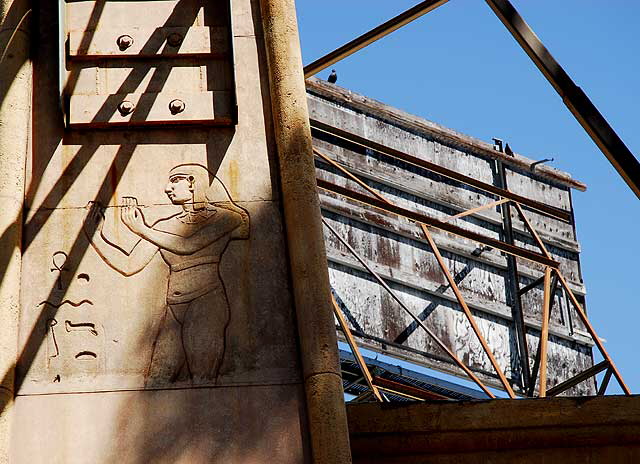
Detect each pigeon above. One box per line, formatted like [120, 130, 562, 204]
[504, 143, 514, 157]
[328, 69, 337, 84]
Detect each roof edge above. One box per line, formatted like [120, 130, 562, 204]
[306, 77, 587, 192]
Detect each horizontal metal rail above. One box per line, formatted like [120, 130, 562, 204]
[317, 178, 560, 268]
[311, 119, 573, 222]
[303, 0, 449, 78]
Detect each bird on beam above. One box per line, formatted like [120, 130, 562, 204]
[328, 69, 337, 84]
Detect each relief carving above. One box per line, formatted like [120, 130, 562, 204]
[82, 163, 250, 385]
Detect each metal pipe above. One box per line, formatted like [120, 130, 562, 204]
[485, 0, 640, 200]
[303, 0, 449, 78]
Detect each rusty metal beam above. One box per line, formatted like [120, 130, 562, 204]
[442, 198, 510, 223]
[527, 273, 558, 396]
[497, 160, 530, 390]
[518, 275, 545, 296]
[322, 218, 496, 398]
[546, 361, 608, 397]
[509, 201, 630, 396]
[538, 267, 552, 397]
[311, 120, 573, 222]
[485, 0, 640, 199]
[372, 376, 449, 401]
[318, 178, 560, 268]
[419, 223, 516, 397]
[597, 368, 612, 396]
[555, 269, 631, 395]
[303, 0, 449, 78]
[331, 296, 384, 402]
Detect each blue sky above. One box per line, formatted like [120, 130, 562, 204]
[297, 0, 640, 395]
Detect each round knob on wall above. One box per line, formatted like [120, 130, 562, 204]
[167, 32, 184, 47]
[168, 99, 186, 115]
[118, 100, 135, 116]
[116, 34, 134, 51]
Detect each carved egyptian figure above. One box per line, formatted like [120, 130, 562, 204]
[82, 163, 249, 385]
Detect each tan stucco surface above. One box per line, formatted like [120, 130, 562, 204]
[10, 0, 312, 461]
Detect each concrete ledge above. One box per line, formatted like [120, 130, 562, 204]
[348, 395, 640, 463]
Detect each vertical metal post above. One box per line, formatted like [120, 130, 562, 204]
[496, 161, 530, 390]
[538, 267, 552, 397]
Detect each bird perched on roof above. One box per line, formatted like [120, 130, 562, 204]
[328, 69, 337, 84]
[504, 143, 514, 157]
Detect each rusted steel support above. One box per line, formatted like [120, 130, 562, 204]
[484, 0, 640, 199]
[322, 218, 496, 398]
[316, 146, 509, 224]
[313, 148, 390, 204]
[419, 223, 515, 398]
[303, 0, 449, 78]
[527, 273, 558, 396]
[546, 361, 608, 397]
[311, 120, 573, 222]
[511, 198, 630, 395]
[316, 149, 511, 396]
[331, 296, 384, 402]
[538, 267, 552, 397]
[496, 161, 530, 390]
[518, 275, 545, 296]
[372, 377, 449, 401]
[318, 178, 560, 268]
[555, 270, 631, 395]
[442, 198, 509, 223]
[513, 202, 552, 260]
[598, 368, 613, 396]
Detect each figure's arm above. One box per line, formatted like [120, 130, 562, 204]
[83, 202, 158, 276]
[121, 200, 242, 255]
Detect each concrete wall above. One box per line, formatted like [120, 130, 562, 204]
[307, 78, 594, 395]
[6, 1, 336, 462]
[348, 395, 640, 463]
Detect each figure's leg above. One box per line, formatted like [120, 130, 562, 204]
[181, 288, 230, 382]
[145, 304, 189, 386]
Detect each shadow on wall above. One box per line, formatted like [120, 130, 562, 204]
[3, 0, 310, 462]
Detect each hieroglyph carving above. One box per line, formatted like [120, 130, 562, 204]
[83, 164, 250, 385]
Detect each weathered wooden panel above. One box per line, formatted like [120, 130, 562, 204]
[308, 78, 594, 394]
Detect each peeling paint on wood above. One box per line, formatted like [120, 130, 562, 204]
[308, 81, 594, 395]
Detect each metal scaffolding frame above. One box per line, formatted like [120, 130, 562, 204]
[312, 128, 630, 399]
[303, 0, 636, 400]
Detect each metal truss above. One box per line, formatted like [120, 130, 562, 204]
[312, 130, 631, 399]
[304, 0, 640, 199]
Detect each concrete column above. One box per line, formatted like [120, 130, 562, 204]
[0, 0, 31, 462]
[259, 1, 352, 463]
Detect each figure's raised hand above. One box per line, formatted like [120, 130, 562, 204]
[121, 196, 147, 236]
[83, 201, 105, 238]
